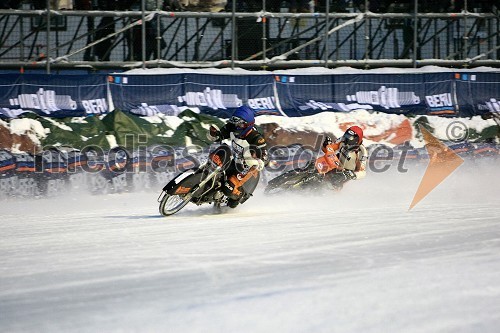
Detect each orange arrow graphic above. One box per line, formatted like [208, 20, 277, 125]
[409, 125, 464, 210]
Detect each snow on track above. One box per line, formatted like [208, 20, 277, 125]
[1, 161, 500, 332]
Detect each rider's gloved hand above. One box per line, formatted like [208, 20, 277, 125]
[247, 158, 265, 171]
[255, 159, 265, 171]
[207, 125, 221, 141]
[343, 170, 357, 180]
[323, 135, 332, 147]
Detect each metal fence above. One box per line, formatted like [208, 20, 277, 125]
[0, 2, 499, 72]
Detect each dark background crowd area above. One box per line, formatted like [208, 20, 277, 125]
[2, 0, 498, 14]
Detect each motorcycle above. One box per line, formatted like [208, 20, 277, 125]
[264, 143, 345, 195]
[158, 144, 259, 216]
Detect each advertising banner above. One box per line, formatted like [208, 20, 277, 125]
[275, 73, 460, 117]
[108, 73, 184, 117]
[274, 74, 335, 117]
[455, 72, 500, 117]
[1, 71, 498, 119]
[184, 73, 279, 117]
[0, 74, 108, 118]
[109, 73, 280, 118]
[422, 73, 456, 116]
[345, 73, 428, 115]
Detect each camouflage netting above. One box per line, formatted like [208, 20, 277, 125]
[413, 116, 500, 142]
[171, 109, 226, 147]
[101, 109, 172, 149]
[1, 109, 227, 151]
[0, 110, 498, 153]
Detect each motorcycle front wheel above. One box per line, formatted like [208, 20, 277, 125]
[158, 191, 192, 216]
[264, 170, 311, 195]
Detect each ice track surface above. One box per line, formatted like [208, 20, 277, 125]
[1, 161, 500, 333]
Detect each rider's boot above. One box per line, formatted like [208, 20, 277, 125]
[222, 180, 243, 209]
[227, 198, 239, 208]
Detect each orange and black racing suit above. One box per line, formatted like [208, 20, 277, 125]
[322, 139, 367, 189]
[218, 123, 268, 204]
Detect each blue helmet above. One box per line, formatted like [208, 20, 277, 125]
[228, 105, 255, 138]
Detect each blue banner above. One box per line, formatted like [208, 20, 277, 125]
[183, 74, 278, 117]
[455, 72, 500, 117]
[108, 73, 184, 117]
[274, 74, 334, 116]
[275, 73, 459, 116]
[422, 73, 456, 116]
[109, 73, 279, 118]
[1, 71, 499, 119]
[0, 74, 108, 118]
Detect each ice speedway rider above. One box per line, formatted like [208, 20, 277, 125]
[322, 126, 367, 189]
[207, 105, 268, 208]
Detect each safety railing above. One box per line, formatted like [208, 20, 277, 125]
[0, 5, 499, 72]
